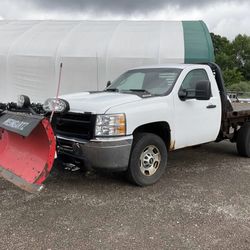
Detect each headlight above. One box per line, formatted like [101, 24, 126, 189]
[17, 95, 30, 108]
[43, 98, 70, 113]
[95, 114, 126, 137]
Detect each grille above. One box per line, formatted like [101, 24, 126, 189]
[54, 112, 96, 140]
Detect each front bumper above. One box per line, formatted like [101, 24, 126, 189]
[57, 135, 133, 171]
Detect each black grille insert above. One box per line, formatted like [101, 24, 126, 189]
[54, 112, 96, 140]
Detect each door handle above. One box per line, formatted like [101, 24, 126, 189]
[206, 104, 216, 109]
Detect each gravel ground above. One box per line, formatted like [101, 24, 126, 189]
[0, 141, 250, 250]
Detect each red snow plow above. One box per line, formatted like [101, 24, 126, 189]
[0, 104, 56, 193]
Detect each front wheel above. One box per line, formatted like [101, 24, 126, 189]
[127, 133, 168, 186]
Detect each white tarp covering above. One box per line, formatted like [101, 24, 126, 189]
[0, 21, 185, 103]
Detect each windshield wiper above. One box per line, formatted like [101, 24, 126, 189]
[128, 89, 151, 95]
[105, 88, 119, 92]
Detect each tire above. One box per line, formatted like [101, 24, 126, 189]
[236, 123, 250, 157]
[127, 133, 168, 186]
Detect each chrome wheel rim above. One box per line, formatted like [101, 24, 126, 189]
[139, 145, 161, 176]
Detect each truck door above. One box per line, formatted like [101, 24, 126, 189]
[173, 68, 221, 149]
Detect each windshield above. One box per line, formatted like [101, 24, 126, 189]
[107, 68, 182, 96]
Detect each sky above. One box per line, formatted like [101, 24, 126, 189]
[0, 0, 249, 40]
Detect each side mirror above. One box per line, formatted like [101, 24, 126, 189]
[178, 89, 196, 101]
[195, 80, 211, 100]
[178, 80, 211, 101]
[106, 81, 111, 88]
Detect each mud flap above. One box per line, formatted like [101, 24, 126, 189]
[0, 112, 56, 193]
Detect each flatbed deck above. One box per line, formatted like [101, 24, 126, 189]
[232, 102, 250, 111]
[228, 102, 250, 119]
[222, 102, 250, 139]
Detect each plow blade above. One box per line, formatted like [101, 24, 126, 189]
[0, 112, 56, 193]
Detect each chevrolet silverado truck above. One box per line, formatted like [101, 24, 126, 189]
[46, 62, 250, 185]
[1, 63, 250, 190]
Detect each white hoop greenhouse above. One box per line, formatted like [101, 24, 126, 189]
[0, 20, 214, 103]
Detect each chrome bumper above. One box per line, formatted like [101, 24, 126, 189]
[56, 135, 133, 171]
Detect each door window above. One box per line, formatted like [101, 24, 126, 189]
[181, 69, 210, 92]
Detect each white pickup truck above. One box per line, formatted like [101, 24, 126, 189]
[40, 62, 249, 186]
[1, 63, 250, 189]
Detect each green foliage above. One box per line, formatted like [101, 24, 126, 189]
[232, 35, 250, 80]
[228, 81, 250, 92]
[211, 33, 250, 92]
[210, 33, 233, 70]
[223, 68, 244, 87]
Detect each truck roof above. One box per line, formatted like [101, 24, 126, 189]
[131, 64, 206, 70]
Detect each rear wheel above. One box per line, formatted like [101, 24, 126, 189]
[236, 123, 250, 157]
[127, 133, 167, 186]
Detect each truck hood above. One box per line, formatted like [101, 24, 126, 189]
[60, 91, 141, 114]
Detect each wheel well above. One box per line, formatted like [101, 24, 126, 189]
[133, 122, 171, 151]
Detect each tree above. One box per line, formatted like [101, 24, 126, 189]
[223, 68, 244, 87]
[231, 35, 250, 81]
[210, 33, 234, 71]
[228, 82, 250, 93]
[211, 32, 250, 92]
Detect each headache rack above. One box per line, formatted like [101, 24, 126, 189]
[53, 112, 96, 141]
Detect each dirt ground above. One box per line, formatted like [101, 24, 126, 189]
[0, 141, 250, 250]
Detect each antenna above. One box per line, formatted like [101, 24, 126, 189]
[50, 63, 63, 122]
[96, 52, 99, 91]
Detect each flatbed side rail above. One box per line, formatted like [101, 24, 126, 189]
[220, 109, 250, 142]
[225, 110, 250, 128]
